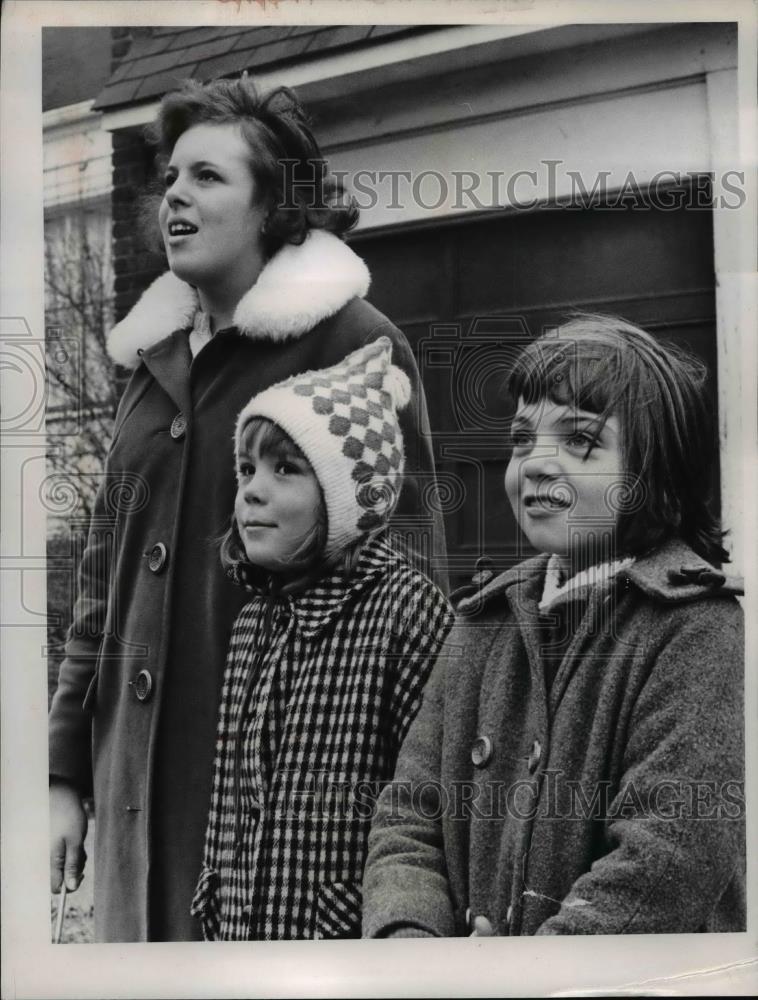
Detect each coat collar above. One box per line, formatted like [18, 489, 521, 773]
[107, 230, 371, 369]
[234, 532, 403, 640]
[457, 537, 743, 616]
[289, 533, 402, 639]
[624, 537, 743, 602]
[539, 554, 636, 611]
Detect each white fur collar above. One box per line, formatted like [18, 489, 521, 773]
[107, 230, 371, 368]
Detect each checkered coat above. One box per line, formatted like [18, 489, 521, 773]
[191, 533, 453, 940]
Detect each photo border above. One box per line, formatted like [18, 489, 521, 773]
[2, 1, 756, 996]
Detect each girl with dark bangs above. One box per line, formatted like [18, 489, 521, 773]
[363, 314, 745, 937]
[508, 316, 728, 565]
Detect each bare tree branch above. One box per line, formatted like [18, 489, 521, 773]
[45, 200, 119, 525]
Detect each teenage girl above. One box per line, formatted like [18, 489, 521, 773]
[362, 315, 745, 936]
[191, 337, 453, 940]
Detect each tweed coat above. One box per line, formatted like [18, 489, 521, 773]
[191, 533, 454, 940]
[362, 539, 745, 937]
[47, 230, 447, 942]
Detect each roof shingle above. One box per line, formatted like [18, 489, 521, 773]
[95, 24, 436, 111]
[230, 26, 295, 51]
[302, 24, 374, 54]
[134, 68, 199, 101]
[165, 26, 242, 50]
[117, 47, 204, 81]
[125, 33, 175, 58]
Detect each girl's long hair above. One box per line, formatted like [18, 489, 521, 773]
[506, 313, 729, 565]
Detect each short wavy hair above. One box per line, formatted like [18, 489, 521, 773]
[145, 76, 358, 258]
[506, 313, 729, 565]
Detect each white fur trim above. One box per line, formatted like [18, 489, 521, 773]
[233, 229, 370, 344]
[107, 271, 197, 368]
[386, 365, 411, 410]
[106, 230, 371, 368]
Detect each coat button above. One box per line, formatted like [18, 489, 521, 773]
[170, 413, 187, 440]
[147, 542, 168, 573]
[527, 738, 542, 773]
[472, 556, 496, 587]
[132, 669, 153, 702]
[471, 735, 492, 768]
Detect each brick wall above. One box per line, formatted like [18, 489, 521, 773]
[109, 28, 165, 322]
[111, 129, 164, 321]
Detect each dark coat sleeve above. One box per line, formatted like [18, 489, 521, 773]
[48, 527, 106, 793]
[362, 624, 459, 938]
[47, 380, 139, 793]
[356, 311, 448, 595]
[536, 601, 745, 935]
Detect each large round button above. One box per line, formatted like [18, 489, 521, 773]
[170, 413, 187, 440]
[471, 735, 492, 768]
[147, 542, 168, 574]
[132, 669, 153, 702]
[527, 738, 542, 774]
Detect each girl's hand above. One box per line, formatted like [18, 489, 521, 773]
[49, 779, 88, 893]
[469, 915, 495, 936]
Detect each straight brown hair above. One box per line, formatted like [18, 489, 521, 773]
[506, 314, 728, 564]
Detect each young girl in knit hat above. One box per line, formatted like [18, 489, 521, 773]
[362, 315, 745, 937]
[190, 336, 453, 940]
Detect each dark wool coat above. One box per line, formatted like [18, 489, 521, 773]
[362, 539, 745, 937]
[47, 231, 447, 942]
[191, 533, 454, 940]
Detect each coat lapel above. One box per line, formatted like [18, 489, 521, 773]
[503, 572, 551, 726]
[267, 535, 397, 782]
[288, 535, 395, 639]
[139, 329, 192, 415]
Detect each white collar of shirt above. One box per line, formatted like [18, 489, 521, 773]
[188, 308, 213, 357]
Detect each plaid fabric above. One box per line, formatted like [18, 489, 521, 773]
[191, 533, 453, 940]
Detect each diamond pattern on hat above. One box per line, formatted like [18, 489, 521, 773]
[290, 341, 406, 493]
[236, 336, 411, 559]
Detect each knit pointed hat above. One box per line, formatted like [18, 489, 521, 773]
[235, 336, 412, 559]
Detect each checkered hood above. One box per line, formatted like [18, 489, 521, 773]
[235, 337, 411, 559]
